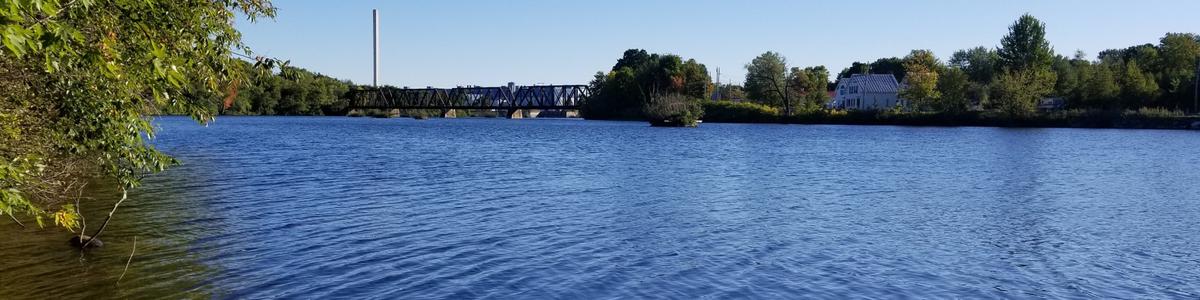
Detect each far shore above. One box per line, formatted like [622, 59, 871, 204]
[153, 109, 1200, 131]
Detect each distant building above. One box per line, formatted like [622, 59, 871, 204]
[1038, 97, 1067, 112]
[828, 74, 901, 110]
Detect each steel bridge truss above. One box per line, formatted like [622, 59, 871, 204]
[349, 85, 590, 110]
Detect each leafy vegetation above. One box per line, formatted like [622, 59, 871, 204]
[770, 109, 1198, 129]
[643, 94, 703, 127]
[581, 49, 712, 120]
[744, 52, 830, 115]
[701, 101, 780, 123]
[837, 14, 1199, 116]
[214, 63, 353, 116]
[1, 0, 276, 231]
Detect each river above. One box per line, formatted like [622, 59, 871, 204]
[2, 116, 1199, 298]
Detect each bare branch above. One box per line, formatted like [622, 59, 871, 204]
[117, 236, 137, 284]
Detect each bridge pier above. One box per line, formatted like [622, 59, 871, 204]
[507, 109, 524, 119]
[441, 109, 457, 118]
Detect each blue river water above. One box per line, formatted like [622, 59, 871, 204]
[2, 116, 1199, 299]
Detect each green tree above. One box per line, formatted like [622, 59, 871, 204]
[836, 58, 905, 82]
[1052, 54, 1081, 99]
[950, 46, 1000, 83]
[787, 66, 831, 111]
[899, 50, 941, 111]
[997, 14, 1055, 72]
[582, 49, 711, 120]
[1, 0, 277, 232]
[937, 67, 971, 112]
[681, 59, 712, 100]
[836, 61, 871, 80]
[1156, 33, 1200, 110]
[993, 68, 1056, 115]
[869, 57, 907, 82]
[994, 14, 1057, 114]
[1081, 63, 1121, 109]
[744, 51, 791, 114]
[1120, 60, 1160, 107]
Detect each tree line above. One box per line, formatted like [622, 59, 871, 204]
[584, 14, 1200, 120]
[157, 60, 356, 116]
[224, 63, 354, 116]
[830, 14, 1199, 115]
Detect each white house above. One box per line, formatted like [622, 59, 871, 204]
[828, 74, 902, 110]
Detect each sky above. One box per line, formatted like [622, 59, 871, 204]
[235, 0, 1200, 87]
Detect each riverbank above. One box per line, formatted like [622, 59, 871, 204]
[693, 102, 1200, 130]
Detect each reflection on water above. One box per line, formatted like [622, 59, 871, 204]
[2, 117, 1199, 298]
[0, 175, 220, 298]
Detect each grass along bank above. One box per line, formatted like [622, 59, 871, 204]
[700, 102, 1200, 130]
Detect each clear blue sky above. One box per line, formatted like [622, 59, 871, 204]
[235, 0, 1199, 87]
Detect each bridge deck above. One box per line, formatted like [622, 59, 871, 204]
[348, 85, 589, 110]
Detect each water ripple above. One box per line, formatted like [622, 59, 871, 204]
[2, 117, 1200, 299]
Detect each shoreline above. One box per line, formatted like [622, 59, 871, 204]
[154, 112, 1200, 131]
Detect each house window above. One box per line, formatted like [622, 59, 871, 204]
[850, 86, 859, 94]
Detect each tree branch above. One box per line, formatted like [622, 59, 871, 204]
[81, 188, 127, 249]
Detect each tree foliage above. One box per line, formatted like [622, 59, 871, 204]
[744, 51, 789, 109]
[788, 66, 831, 111]
[992, 68, 1055, 115]
[582, 49, 711, 120]
[936, 67, 971, 112]
[998, 14, 1055, 72]
[744, 51, 830, 114]
[899, 50, 941, 111]
[220, 63, 353, 116]
[994, 14, 1056, 114]
[950, 47, 1000, 83]
[1, 0, 276, 229]
[835, 61, 871, 80]
[836, 58, 905, 82]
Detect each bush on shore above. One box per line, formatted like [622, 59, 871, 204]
[756, 108, 1199, 129]
[644, 94, 703, 127]
[701, 101, 780, 123]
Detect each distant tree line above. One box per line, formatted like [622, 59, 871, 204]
[585, 14, 1200, 120]
[835, 14, 1200, 115]
[165, 60, 356, 116]
[180, 14, 1200, 122]
[227, 64, 354, 116]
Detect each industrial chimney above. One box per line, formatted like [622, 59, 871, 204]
[372, 9, 380, 87]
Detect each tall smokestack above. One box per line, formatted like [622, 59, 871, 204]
[373, 9, 380, 87]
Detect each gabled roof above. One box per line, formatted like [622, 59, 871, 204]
[841, 74, 900, 93]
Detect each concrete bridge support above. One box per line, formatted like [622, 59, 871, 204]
[506, 109, 547, 119]
[441, 109, 457, 118]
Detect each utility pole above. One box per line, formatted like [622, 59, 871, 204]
[373, 9, 380, 87]
[714, 67, 720, 101]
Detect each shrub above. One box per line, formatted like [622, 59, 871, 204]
[701, 101, 780, 123]
[643, 94, 703, 127]
[1123, 107, 1184, 119]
